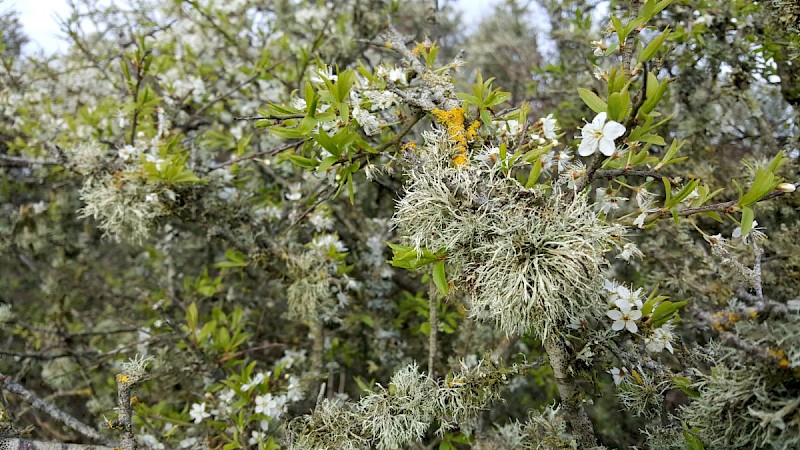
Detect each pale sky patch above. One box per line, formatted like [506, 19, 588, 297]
[6, 0, 501, 54]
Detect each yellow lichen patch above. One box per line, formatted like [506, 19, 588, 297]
[446, 377, 465, 388]
[466, 120, 481, 142]
[748, 308, 758, 319]
[401, 141, 418, 153]
[631, 369, 643, 385]
[432, 107, 470, 167]
[116, 374, 130, 384]
[130, 395, 139, 405]
[710, 310, 740, 331]
[768, 348, 790, 368]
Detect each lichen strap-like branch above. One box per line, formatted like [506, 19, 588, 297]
[0, 373, 112, 446]
[543, 335, 599, 448]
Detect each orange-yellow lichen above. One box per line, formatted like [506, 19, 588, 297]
[401, 141, 418, 153]
[446, 377, 465, 388]
[631, 369, 643, 385]
[116, 374, 130, 384]
[432, 107, 470, 167]
[767, 348, 790, 369]
[452, 154, 469, 167]
[130, 395, 139, 405]
[466, 120, 481, 141]
[710, 310, 741, 331]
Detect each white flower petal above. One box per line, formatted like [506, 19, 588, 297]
[592, 112, 608, 127]
[611, 320, 625, 331]
[599, 137, 617, 156]
[578, 136, 598, 156]
[625, 321, 638, 333]
[607, 310, 623, 320]
[603, 120, 626, 140]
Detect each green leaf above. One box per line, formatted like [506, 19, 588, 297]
[650, 300, 687, 328]
[215, 249, 249, 269]
[387, 243, 443, 270]
[171, 169, 202, 184]
[641, 286, 668, 317]
[577, 88, 607, 113]
[638, 28, 670, 63]
[638, 133, 666, 146]
[682, 421, 705, 450]
[738, 167, 780, 207]
[611, 16, 626, 41]
[654, 139, 685, 170]
[671, 376, 701, 398]
[186, 302, 198, 330]
[288, 154, 319, 169]
[433, 260, 449, 296]
[740, 206, 754, 237]
[607, 90, 631, 122]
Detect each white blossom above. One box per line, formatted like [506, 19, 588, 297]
[387, 67, 407, 85]
[241, 372, 266, 392]
[285, 184, 303, 201]
[608, 366, 629, 385]
[732, 220, 765, 244]
[254, 393, 287, 419]
[286, 375, 304, 402]
[595, 186, 627, 214]
[0, 303, 14, 323]
[249, 430, 266, 446]
[578, 112, 625, 156]
[363, 90, 397, 110]
[616, 242, 644, 261]
[541, 113, 559, 139]
[189, 402, 210, 424]
[353, 106, 380, 136]
[607, 301, 641, 333]
[311, 233, 348, 253]
[645, 324, 676, 354]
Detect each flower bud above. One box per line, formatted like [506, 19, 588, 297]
[776, 182, 796, 193]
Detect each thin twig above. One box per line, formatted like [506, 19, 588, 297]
[427, 283, 438, 378]
[751, 239, 764, 301]
[0, 154, 61, 167]
[209, 139, 305, 170]
[644, 181, 799, 223]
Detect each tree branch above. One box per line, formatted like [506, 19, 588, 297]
[0, 374, 113, 446]
[543, 335, 599, 448]
[0, 439, 112, 450]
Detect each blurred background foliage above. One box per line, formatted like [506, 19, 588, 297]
[0, 0, 797, 448]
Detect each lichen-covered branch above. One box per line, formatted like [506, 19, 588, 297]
[543, 335, 599, 448]
[0, 373, 111, 446]
[0, 439, 112, 450]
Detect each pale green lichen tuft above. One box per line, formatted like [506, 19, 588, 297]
[472, 405, 576, 450]
[393, 129, 616, 337]
[286, 250, 333, 324]
[286, 360, 524, 450]
[680, 311, 800, 449]
[79, 174, 167, 243]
